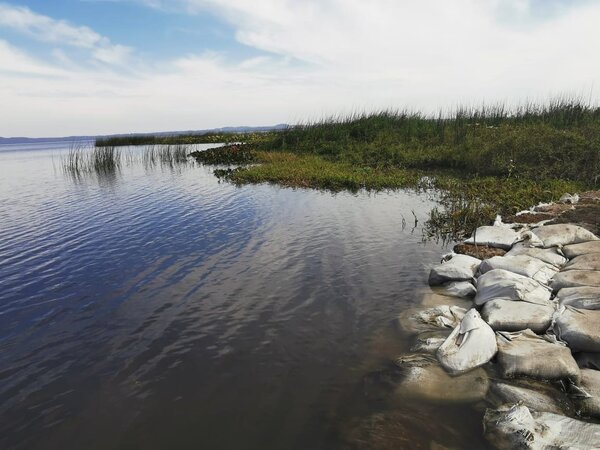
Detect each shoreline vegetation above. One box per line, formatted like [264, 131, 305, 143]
[94, 99, 599, 238]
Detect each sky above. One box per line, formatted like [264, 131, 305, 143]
[1, 0, 599, 137]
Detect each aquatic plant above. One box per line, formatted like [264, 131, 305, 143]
[62, 143, 121, 175]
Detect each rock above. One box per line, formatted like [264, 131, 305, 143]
[397, 305, 467, 335]
[479, 255, 557, 285]
[556, 286, 600, 310]
[505, 243, 567, 269]
[483, 404, 600, 450]
[576, 352, 600, 370]
[435, 281, 476, 298]
[393, 353, 489, 404]
[554, 307, 600, 352]
[563, 253, 600, 271]
[428, 254, 480, 286]
[487, 380, 567, 414]
[532, 224, 599, 248]
[496, 329, 580, 381]
[436, 309, 497, 374]
[453, 242, 507, 259]
[474, 269, 551, 307]
[481, 299, 554, 334]
[563, 241, 600, 259]
[550, 270, 600, 291]
[464, 226, 520, 250]
[574, 369, 600, 419]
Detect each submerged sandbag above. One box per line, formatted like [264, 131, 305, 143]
[563, 253, 600, 271]
[436, 309, 497, 374]
[496, 329, 580, 381]
[505, 243, 567, 269]
[532, 224, 599, 248]
[550, 270, 600, 291]
[479, 255, 557, 285]
[487, 380, 567, 414]
[393, 353, 489, 403]
[575, 369, 600, 419]
[576, 352, 600, 370]
[563, 241, 600, 259]
[464, 226, 520, 250]
[428, 254, 480, 286]
[556, 286, 600, 310]
[474, 269, 551, 306]
[410, 331, 448, 353]
[484, 404, 600, 450]
[481, 299, 554, 334]
[436, 281, 476, 298]
[554, 307, 600, 352]
[397, 305, 467, 335]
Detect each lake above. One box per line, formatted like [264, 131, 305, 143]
[0, 142, 486, 449]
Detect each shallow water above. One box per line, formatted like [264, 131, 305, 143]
[0, 143, 486, 449]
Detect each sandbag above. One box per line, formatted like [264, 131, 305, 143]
[479, 255, 557, 285]
[464, 226, 520, 250]
[397, 305, 467, 335]
[553, 307, 600, 352]
[575, 369, 600, 419]
[481, 299, 554, 334]
[410, 331, 448, 353]
[550, 270, 600, 291]
[436, 309, 497, 374]
[428, 254, 480, 286]
[532, 224, 599, 248]
[392, 353, 489, 404]
[563, 241, 600, 259]
[563, 253, 600, 271]
[505, 242, 567, 268]
[487, 380, 567, 414]
[484, 404, 600, 450]
[496, 329, 580, 381]
[474, 269, 551, 306]
[436, 281, 476, 298]
[576, 352, 600, 370]
[556, 286, 600, 310]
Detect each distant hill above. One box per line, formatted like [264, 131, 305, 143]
[0, 124, 289, 145]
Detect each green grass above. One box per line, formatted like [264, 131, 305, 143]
[63, 143, 121, 175]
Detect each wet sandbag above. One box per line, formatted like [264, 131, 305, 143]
[496, 329, 580, 381]
[550, 270, 600, 291]
[563, 253, 600, 271]
[464, 226, 520, 250]
[563, 241, 600, 259]
[397, 305, 467, 335]
[576, 352, 600, 370]
[479, 255, 558, 285]
[483, 404, 600, 450]
[436, 309, 497, 374]
[532, 224, 599, 248]
[575, 369, 600, 419]
[392, 353, 489, 403]
[428, 254, 480, 286]
[554, 307, 600, 352]
[487, 380, 567, 414]
[410, 331, 448, 354]
[505, 242, 567, 269]
[481, 299, 554, 334]
[436, 281, 476, 298]
[556, 286, 600, 310]
[474, 269, 551, 306]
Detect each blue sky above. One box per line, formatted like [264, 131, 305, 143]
[1, 0, 599, 137]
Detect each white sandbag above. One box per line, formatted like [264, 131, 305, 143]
[397, 305, 467, 335]
[505, 242, 567, 268]
[556, 286, 600, 310]
[553, 307, 600, 352]
[428, 254, 480, 286]
[410, 331, 448, 353]
[487, 380, 566, 414]
[437, 281, 476, 298]
[496, 329, 580, 381]
[436, 309, 497, 374]
[563, 241, 600, 259]
[532, 224, 599, 248]
[393, 353, 489, 404]
[481, 299, 554, 334]
[563, 253, 600, 271]
[474, 269, 551, 306]
[550, 270, 600, 291]
[575, 369, 600, 419]
[464, 226, 520, 250]
[576, 352, 600, 370]
[484, 404, 600, 450]
[479, 255, 558, 285]
[560, 193, 580, 204]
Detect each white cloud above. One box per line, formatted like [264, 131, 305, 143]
[0, 0, 600, 136]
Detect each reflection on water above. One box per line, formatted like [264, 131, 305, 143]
[0, 143, 486, 449]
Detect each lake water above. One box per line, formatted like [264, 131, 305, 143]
[0, 143, 487, 449]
